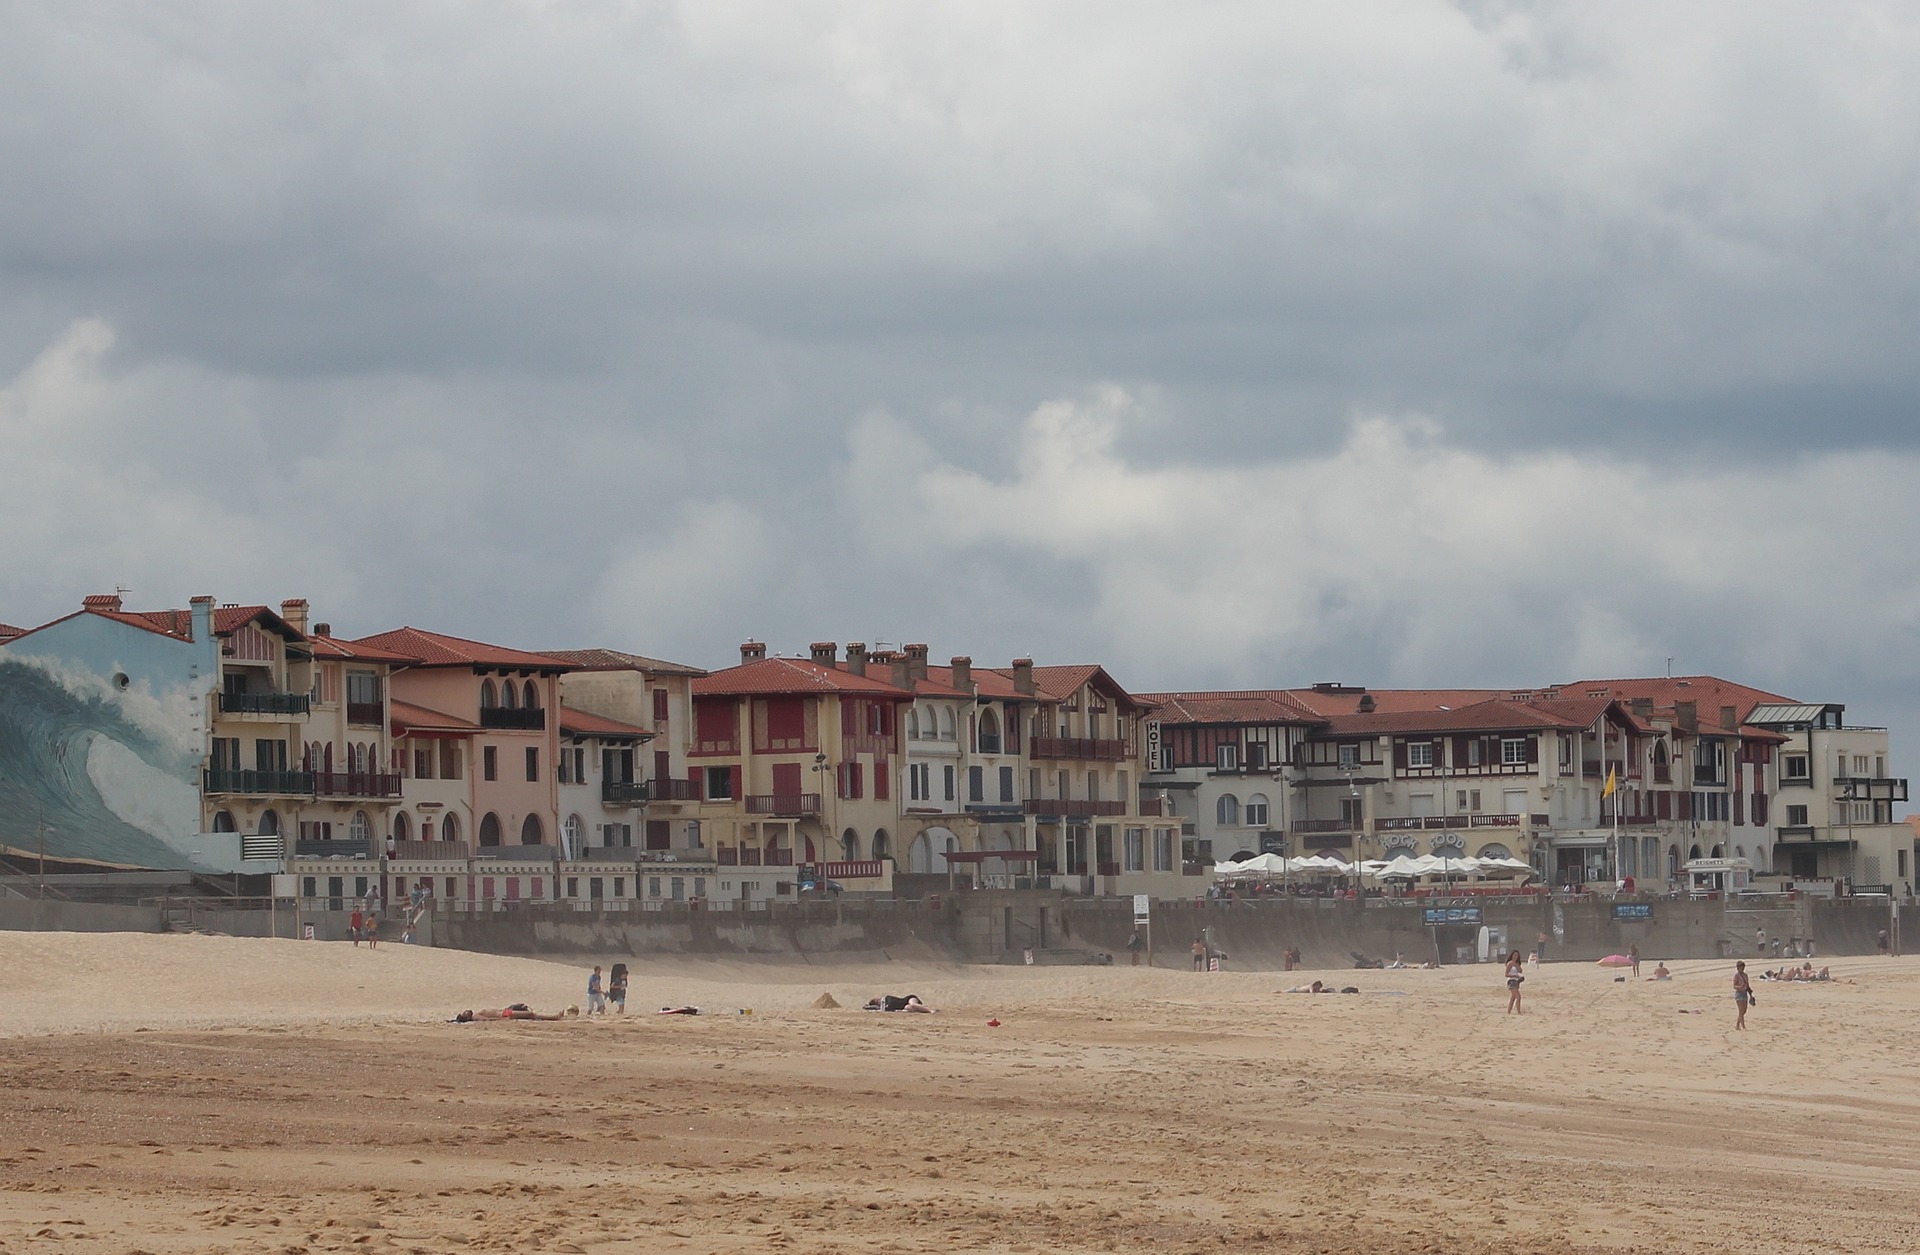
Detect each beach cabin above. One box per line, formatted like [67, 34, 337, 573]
[1683, 856, 1752, 896]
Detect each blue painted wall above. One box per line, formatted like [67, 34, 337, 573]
[0, 613, 217, 869]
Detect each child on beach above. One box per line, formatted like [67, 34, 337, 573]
[608, 963, 628, 1014]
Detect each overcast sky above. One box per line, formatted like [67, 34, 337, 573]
[5, 2, 1920, 749]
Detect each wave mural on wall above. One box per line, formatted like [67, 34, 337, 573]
[0, 655, 208, 870]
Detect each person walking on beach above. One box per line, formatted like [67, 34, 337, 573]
[587, 965, 606, 1015]
[1733, 960, 1753, 1030]
[349, 907, 364, 948]
[608, 963, 629, 1013]
[1191, 938, 1207, 971]
[1756, 926, 1766, 956]
[1504, 950, 1526, 1014]
[1878, 929, 1890, 957]
[1535, 931, 1548, 964]
[364, 912, 379, 949]
[1126, 929, 1145, 967]
[1628, 943, 1640, 978]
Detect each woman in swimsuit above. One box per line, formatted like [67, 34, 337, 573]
[1733, 960, 1752, 1030]
[1504, 949, 1525, 1015]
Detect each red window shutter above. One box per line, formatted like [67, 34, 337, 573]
[688, 768, 703, 801]
[852, 763, 864, 799]
[729, 766, 743, 801]
[842, 701, 856, 736]
[875, 763, 889, 800]
[836, 763, 848, 798]
[653, 689, 669, 722]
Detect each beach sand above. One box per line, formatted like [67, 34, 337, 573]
[3, 933, 1918, 1253]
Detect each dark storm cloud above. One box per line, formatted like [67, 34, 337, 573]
[4, 2, 1920, 752]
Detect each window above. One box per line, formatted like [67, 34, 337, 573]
[1500, 738, 1527, 766]
[999, 766, 1015, 803]
[653, 688, 670, 722]
[1245, 793, 1270, 827]
[908, 708, 921, 739]
[1339, 796, 1362, 826]
[1784, 754, 1809, 780]
[483, 746, 497, 781]
[705, 766, 734, 800]
[1153, 829, 1175, 872]
[1338, 744, 1359, 768]
[939, 708, 955, 741]
[1216, 794, 1240, 826]
[1216, 744, 1239, 771]
[349, 811, 371, 843]
[1123, 827, 1146, 872]
[440, 741, 462, 779]
[563, 814, 583, 853]
[1468, 739, 1483, 766]
[1408, 742, 1433, 768]
[1245, 743, 1267, 770]
[479, 680, 497, 709]
[526, 747, 540, 782]
[1786, 804, 1809, 826]
[413, 747, 433, 780]
[1853, 754, 1869, 776]
[520, 814, 543, 845]
[943, 765, 955, 802]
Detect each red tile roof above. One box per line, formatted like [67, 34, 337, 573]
[389, 700, 480, 734]
[1283, 687, 1506, 717]
[351, 627, 574, 671]
[1137, 690, 1323, 724]
[558, 706, 655, 740]
[0, 623, 23, 639]
[1321, 698, 1613, 737]
[307, 634, 418, 664]
[693, 657, 914, 698]
[1557, 676, 1795, 728]
[982, 664, 1148, 709]
[920, 664, 1031, 701]
[541, 648, 707, 677]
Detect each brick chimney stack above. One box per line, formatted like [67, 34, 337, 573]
[189, 596, 214, 644]
[846, 642, 868, 677]
[1012, 658, 1035, 696]
[890, 654, 913, 691]
[740, 641, 767, 663]
[1675, 700, 1697, 731]
[83, 593, 123, 612]
[950, 656, 973, 693]
[1631, 697, 1654, 718]
[1720, 704, 1738, 731]
[904, 643, 929, 682]
[810, 641, 837, 667]
[279, 598, 309, 635]
[314, 623, 332, 637]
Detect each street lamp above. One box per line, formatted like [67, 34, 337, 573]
[1340, 762, 1361, 895]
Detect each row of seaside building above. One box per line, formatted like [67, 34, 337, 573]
[0, 592, 1910, 908]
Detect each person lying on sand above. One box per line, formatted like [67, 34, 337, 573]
[658, 1006, 701, 1015]
[1283, 981, 1328, 993]
[864, 994, 934, 1012]
[452, 1004, 578, 1022]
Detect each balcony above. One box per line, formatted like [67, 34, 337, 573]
[1375, 813, 1527, 832]
[313, 771, 403, 799]
[390, 839, 467, 861]
[293, 838, 370, 859]
[206, 768, 315, 795]
[602, 780, 652, 805]
[977, 734, 1002, 755]
[649, 778, 701, 802]
[1836, 777, 1910, 803]
[218, 691, 311, 717]
[1293, 818, 1356, 834]
[346, 701, 384, 727]
[745, 793, 821, 817]
[1024, 799, 1128, 818]
[817, 860, 885, 880]
[1030, 737, 1129, 762]
[479, 707, 546, 731]
[1136, 797, 1172, 818]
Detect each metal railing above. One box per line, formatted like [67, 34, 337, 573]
[1030, 736, 1129, 761]
[478, 707, 546, 730]
[346, 701, 385, 726]
[745, 793, 821, 816]
[313, 771, 403, 798]
[602, 779, 652, 805]
[205, 768, 315, 795]
[218, 691, 311, 716]
[1025, 799, 1127, 817]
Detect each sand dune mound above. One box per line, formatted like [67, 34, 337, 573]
[811, 992, 842, 1009]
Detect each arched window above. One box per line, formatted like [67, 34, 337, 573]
[441, 813, 461, 844]
[1710, 844, 1723, 859]
[939, 707, 955, 740]
[499, 681, 518, 709]
[1216, 794, 1240, 826]
[258, 809, 280, 836]
[212, 810, 236, 833]
[872, 829, 890, 861]
[1668, 844, 1681, 877]
[523, 680, 539, 709]
[1735, 845, 1745, 860]
[393, 813, 411, 843]
[563, 814, 583, 856]
[907, 708, 921, 739]
[479, 679, 497, 709]
[1245, 793, 1270, 827]
[349, 811, 371, 843]
[842, 828, 860, 860]
[1688, 843, 1702, 861]
[520, 814, 544, 845]
[478, 813, 502, 847]
[978, 707, 1001, 753]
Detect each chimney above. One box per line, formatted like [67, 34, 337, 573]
[83, 593, 123, 612]
[279, 598, 309, 634]
[314, 623, 332, 637]
[810, 641, 837, 667]
[904, 643, 929, 681]
[1631, 697, 1653, 718]
[950, 656, 973, 693]
[890, 655, 913, 691]
[1012, 658, 1035, 696]
[1357, 693, 1376, 713]
[1720, 704, 1738, 731]
[740, 640, 766, 663]
[1675, 700, 1697, 731]
[189, 595, 214, 643]
[846, 642, 868, 677]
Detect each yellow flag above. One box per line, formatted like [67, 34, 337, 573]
[1603, 768, 1617, 798]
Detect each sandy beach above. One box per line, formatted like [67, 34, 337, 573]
[4, 933, 1919, 1254]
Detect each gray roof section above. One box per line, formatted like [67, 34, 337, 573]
[1746, 703, 1833, 726]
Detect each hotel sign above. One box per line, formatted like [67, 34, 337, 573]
[1144, 720, 1162, 768]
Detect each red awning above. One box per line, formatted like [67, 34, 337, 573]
[941, 849, 1041, 864]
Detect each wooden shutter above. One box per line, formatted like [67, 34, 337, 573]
[729, 766, 743, 801]
[1394, 740, 1409, 769]
[688, 768, 703, 801]
[1526, 736, 1539, 764]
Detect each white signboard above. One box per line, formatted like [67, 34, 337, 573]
[271, 874, 297, 898]
[1132, 893, 1151, 920]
